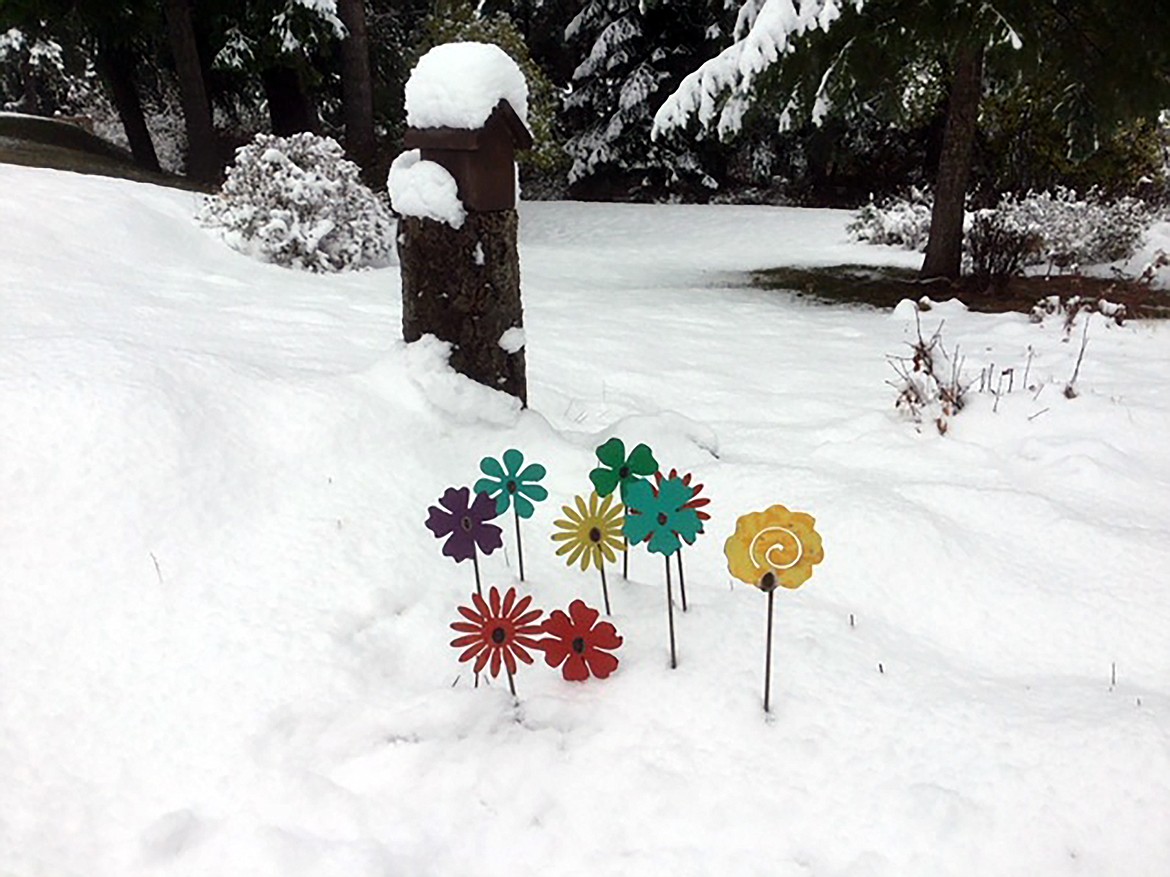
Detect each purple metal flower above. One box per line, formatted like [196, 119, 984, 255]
[425, 486, 503, 562]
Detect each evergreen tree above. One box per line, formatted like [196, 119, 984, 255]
[0, 0, 163, 169]
[654, 0, 1170, 278]
[563, 0, 723, 198]
[211, 0, 348, 135]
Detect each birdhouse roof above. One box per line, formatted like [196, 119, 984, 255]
[404, 100, 534, 152]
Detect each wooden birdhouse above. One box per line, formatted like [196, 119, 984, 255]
[404, 99, 533, 213]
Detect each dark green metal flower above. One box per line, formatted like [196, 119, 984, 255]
[589, 438, 657, 503]
[475, 448, 548, 519]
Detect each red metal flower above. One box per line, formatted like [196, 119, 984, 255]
[654, 468, 711, 521]
[450, 586, 544, 678]
[538, 600, 623, 681]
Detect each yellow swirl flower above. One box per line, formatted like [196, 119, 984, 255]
[724, 504, 824, 591]
[551, 492, 626, 571]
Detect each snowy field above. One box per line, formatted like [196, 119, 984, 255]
[2, 163, 1170, 876]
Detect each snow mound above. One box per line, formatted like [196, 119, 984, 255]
[405, 41, 528, 129]
[388, 149, 466, 229]
[3, 166, 1170, 877]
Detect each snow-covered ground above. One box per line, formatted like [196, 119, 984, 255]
[2, 164, 1169, 876]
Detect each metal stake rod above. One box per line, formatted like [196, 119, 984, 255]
[764, 589, 775, 712]
[513, 504, 524, 582]
[666, 554, 677, 669]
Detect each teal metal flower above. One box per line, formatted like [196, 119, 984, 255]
[475, 449, 548, 519]
[589, 438, 658, 503]
[623, 476, 703, 557]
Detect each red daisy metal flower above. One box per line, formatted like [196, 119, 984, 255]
[538, 600, 623, 681]
[654, 468, 711, 521]
[450, 586, 544, 679]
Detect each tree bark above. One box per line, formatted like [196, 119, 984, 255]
[399, 211, 527, 405]
[93, 40, 160, 172]
[261, 64, 319, 136]
[162, 0, 219, 182]
[337, 0, 378, 184]
[921, 43, 984, 280]
[20, 54, 39, 114]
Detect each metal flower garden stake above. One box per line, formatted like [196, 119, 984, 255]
[475, 449, 548, 582]
[624, 476, 703, 668]
[450, 586, 544, 698]
[537, 599, 623, 681]
[654, 469, 710, 612]
[589, 438, 658, 580]
[550, 492, 626, 614]
[725, 505, 824, 713]
[425, 486, 504, 595]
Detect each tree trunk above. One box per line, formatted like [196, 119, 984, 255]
[399, 211, 527, 405]
[921, 43, 984, 280]
[94, 40, 160, 172]
[20, 54, 39, 114]
[261, 64, 319, 136]
[162, 0, 219, 182]
[337, 0, 378, 184]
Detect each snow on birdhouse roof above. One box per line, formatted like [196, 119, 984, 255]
[405, 41, 529, 131]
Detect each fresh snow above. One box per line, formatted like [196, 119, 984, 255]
[498, 326, 526, 353]
[387, 148, 466, 229]
[405, 41, 529, 130]
[2, 164, 1170, 877]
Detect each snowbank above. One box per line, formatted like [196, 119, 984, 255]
[2, 164, 1169, 877]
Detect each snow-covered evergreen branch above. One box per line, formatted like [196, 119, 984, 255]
[652, 0, 858, 137]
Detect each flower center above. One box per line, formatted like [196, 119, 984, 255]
[571, 636, 586, 654]
[760, 571, 777, 592]
[619, 466, 630, 479]
[491, 626, 507, 644]
[588, 526, 601, 543]
[507, 481, 517, 493]
[657, 512, 668, 526]
[460, 515, 473, 532]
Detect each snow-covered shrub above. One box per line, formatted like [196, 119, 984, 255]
[966, 189, 1149, 280]
[966, 206, 1042, 282]
[854, 187, 1152, 278]
[847, 187, 933, 250]
[201, 132, 394, 272]
[1000, 188, 1149, 272]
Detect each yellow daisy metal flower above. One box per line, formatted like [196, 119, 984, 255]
[551, 492, 627, 571]
[724, 504, 824, 591]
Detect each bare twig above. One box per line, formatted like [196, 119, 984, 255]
[1064, 313, 1091, 399]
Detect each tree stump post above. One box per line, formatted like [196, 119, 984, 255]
[399, 210, 526, 404]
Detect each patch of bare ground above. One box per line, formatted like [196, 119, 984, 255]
[753, 265, 1170, 319]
